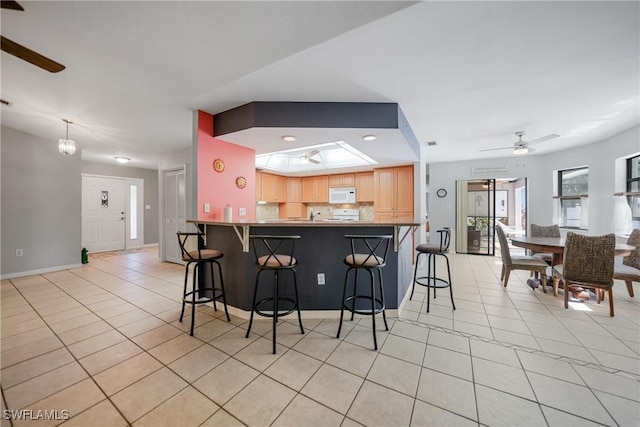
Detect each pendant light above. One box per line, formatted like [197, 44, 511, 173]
[58, 119, 76, 155]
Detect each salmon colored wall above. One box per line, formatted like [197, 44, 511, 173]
[197, 110, 256, 221]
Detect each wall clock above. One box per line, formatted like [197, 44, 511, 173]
[235, 176, 247, 189]
[213, 159, 225, 173]
[437, 188, 447, 198]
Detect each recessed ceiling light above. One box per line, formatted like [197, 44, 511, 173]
[362, 135, 376, 141]
[281, 135, 296, 142]
[115, 157, 130, 164]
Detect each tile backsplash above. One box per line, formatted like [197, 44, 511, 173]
[256, 203, 374, 221]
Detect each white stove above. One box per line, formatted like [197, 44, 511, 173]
[332, 209, 360, 221]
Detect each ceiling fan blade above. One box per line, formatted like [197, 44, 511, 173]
[308, 157, 321, 164]
[528, 134, 560, 145]
[308, 149, 319, 157]
[479, 146, 512, 152]
[1, 1, 24, 11]
[1, 36, 65, 73]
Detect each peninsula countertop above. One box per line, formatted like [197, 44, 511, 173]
[188, 218, 420, 253]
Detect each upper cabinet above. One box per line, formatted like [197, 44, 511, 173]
[287, 177, 303, 202]
[356, 172, 374, 202]
[302, 175, 329, 203]
[328, 173, 355, 188]
[374, 165, 414, 221]
[256, 171, 263, 201]
[258, 172, 286, 203]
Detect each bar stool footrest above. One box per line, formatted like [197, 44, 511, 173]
[415, 276, 451, 289]
[183, 288, 224, 305]
[343, 295, 385, 315]
[254, 296, 298, 318]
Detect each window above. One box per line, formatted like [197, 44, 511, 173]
[627, 155, 640, 229]
[558, 167, 588, 228]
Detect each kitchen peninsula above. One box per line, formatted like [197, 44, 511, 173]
[187, 219, 420, 317]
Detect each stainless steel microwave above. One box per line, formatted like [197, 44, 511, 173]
[329, 187, 356, 204]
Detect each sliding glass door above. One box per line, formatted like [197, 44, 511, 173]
[456, 177, 528, 255]
[456, 179, 496, 255]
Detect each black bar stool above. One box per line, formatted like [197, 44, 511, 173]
[410, 227, 455, 313]
[177, 231, 230, 336]
[336, 234, 391, 350]
[246, 235, 304, 354]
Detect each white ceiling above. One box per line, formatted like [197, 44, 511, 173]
[1, 1, 638, 170]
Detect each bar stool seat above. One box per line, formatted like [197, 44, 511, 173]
[337, 234, 392, 350]
[177, 231, 230, 336]
[410, 228, 455, 313]
[246, 235, 304, 354]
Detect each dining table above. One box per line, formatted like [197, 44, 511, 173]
[510, 236, 636, 296]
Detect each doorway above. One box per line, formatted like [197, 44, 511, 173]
[82, 175, 144, 253]
[455, 178, 527, 255]
[161, 167, 186, 264]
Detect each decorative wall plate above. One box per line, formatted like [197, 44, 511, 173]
[437, 188, 447, 198]
[235, 176, 246, 189]
[213, 158, 225, 173]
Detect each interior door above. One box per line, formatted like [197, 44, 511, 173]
[82, 176, 126, 252]
[164, 168, 186, 264]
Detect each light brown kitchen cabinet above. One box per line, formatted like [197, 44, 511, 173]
[279, 202, 307, 219]
[302, 176, 329, 203]
[259, 172, 286, 203]
[355, 172, 374, 202]
[374, 165, 414, 221]
[328, 173, 355, 188]
[287, 177, 303, 202]
[256, 171, 263, 200]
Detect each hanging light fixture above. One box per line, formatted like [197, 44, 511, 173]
[58, 119, 76, 155]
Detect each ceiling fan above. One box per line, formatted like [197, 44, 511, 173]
[1, 0, 65, 73]
[300, 149, 321, 164]
[480, 131, 560, 155]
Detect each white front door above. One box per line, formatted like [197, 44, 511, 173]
[164, 169, 186, 264]
[82, 176, 126, 253]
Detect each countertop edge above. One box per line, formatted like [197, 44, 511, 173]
[187, 219, 422, 227]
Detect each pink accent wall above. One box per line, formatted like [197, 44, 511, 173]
[197, 110, 256, 221]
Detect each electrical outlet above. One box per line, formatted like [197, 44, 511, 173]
[239, 207, 246, 216]
[15, 249, 23, 257]
[317, 273, 325, 285]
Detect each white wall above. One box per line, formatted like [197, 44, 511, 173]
[1, 126, 82, 277]
[428, 126, 640, 239]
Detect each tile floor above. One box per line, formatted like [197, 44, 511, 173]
[1, 246, 639, 426]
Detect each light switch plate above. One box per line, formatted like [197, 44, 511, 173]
[239, 207, 246, 216]
[204, 203, 210, 213]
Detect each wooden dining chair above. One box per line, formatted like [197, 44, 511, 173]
[553, 232, 616, 316]
[613, 228, 640, 297]
[495, 225, 549, 291]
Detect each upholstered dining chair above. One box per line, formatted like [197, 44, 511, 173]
[613, 228, 640, 298]
[530, 224, 561, 265]
[553, 232, 616, 316]
[495, 225, 549, 291]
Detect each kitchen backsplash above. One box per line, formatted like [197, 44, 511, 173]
[256, 203, 374, 221]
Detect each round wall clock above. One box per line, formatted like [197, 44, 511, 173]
[213, 159, 225, 173]
[235, 176, 247, 189]
[436, 188, 447, 198]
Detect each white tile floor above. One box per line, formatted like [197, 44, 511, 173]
[1, 247, 639, 426]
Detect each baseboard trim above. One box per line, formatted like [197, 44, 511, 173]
[223, 305, 399, 320]
[1, 263, 83, 280]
